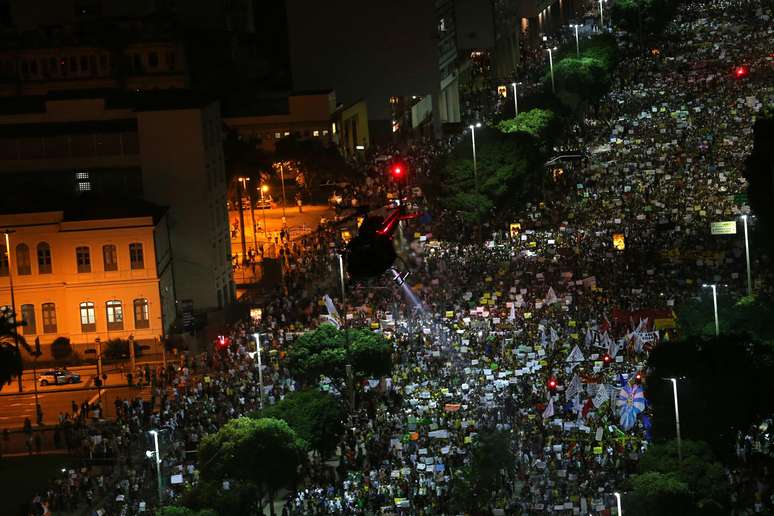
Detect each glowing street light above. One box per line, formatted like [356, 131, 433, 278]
[614, 492, 622, 515]
[701, 284, 720, 336]
[147, 430, 163, 503]
[260, 184, 269, 237]
[741, 215, 752, 296]
[599, 0, 606, 29]
[469, 123, 482, 192]
[252, 333, 264, 410]
[666, 378, 683, 462]
[547, 47, 558, 93]
[511, 82, 522, 116]
[570, 24, 581, 57]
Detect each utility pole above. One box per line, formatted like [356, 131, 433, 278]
[236, 178, 248, 264]
[3, 230, 23, 392]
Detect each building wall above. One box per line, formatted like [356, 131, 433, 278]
[137, 104, 233, 312]
[223, 92, 336, 152]
[336, 100, 370, 157]
[0, 212, 163, 358]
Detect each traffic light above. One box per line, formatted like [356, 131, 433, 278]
[602, 354, 612, 365]
[635, 371, 643, 384]
[547, 377, 558, 391]
[733, 65, 749, 79]
[390, 162, 406, 181]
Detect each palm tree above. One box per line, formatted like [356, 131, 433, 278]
[0, 312, 23, 390]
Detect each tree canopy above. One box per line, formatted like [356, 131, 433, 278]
[434, 128, 544, 226]
[254, 388, 345, 458]
[611, 0, 679, 36]
[677, 294, 774, 343]
[0, 313, 24, 390]
[274, 134, 357, 194]
[497, 109, 559, 142]
[285, 324, 392, 385]
[198, 417, 307, 514]
[645, 333, 774, 456]
[450, 430, 515, 512]
[551, 57, 611, 106]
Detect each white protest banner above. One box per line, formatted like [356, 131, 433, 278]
[710, 220, 737, 235]
[592, 385, 608, 408]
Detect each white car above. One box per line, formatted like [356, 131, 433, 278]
[39, 369, 81, 386]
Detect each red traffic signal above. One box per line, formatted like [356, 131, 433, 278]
[635, 371, 643, 383]
[216, 335, 229, 350]
[602, 354, 612, 364]
[547, 377, 558, 391]
[390, 162, 406, 180]
[733, 65, 749, 79]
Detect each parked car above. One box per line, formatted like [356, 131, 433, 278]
[39, 369, 80, 386]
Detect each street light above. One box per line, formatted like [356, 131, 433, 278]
[3, 229, 22, 392]
[667, 378, 683, 462]
[260, 184, 269, 238]
[511, 82, 521, 116]
[570, 24, 580, 57]
[255, 334, 265, 410]
[148, 430, 163, 503]
[741, 215, 752, 297]
[701, 284, 720, 336]
[236, 177, 249, 262]
[599, 0, 606, 29]
[469, 123, 482, 192]
[614, 492, 622, 515]
[547, 47, 558, 93]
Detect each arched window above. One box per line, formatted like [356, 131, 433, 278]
[133, 298, 149, 329]
[16, 244, 31, 275]
[20, 304, 35, 334]
[79, 302, 96, 332]
[106, 300, 123, 331]
[37, 242, 52, 274]
[102, 244, 117, 271]
[129, 243, 144, 269]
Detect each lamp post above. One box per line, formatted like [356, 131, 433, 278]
[469, 123, 482, 192]
[236, 177, 249, 263]
[260, 184, 269, 238]
[337, 253, 346, 304]
[668, 378, 683, 462]
[149, 430, 163, 503]
[571, 24, 580, 57]
[511, 82, 521, 116]
[253, 333, 264, 410]
[599, 0, 605, 29]
[701, 284, 719, 336]
[279, 163, 288, 227]
[547, 47, 558, 93]
[614, 492, 622, 515]
[741, 215, 752, 297]
[3, 230, 22, 392]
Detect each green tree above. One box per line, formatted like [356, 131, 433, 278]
[452, 430, 515, 511]
[198, 417, 307, 516]
[611, 0, 679, 38]
[156, 507, 218, 516]
[274, 134, 357, 196]
[677, 294, 774, 342]
[624, 471, 693, 516]
[497, 109, 559, 141]
[434, 128, 543, 226]
[255, 389, 345, 458]
[179, 480, 258, 516]
[285, 324, 392, 385]
[646, 333, 774, 457]
[550, 57, 611, 108]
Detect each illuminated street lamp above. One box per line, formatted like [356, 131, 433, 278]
[547, 47, 558, 93]
[469, 123, 482, 192]
[701, 283, 720, 336]
[666, 378, 683, 461]
[260, 184, 269, 238]
[570, 24, 581, 57]
[252, 333, 264, 410]
[236, 177, 249, 261]
[741, 215, 752, 296]
[614, 492, 622, 515]
[511, 82, 522, 116]
[147, 430, 163, 503]
[599, 0, 606, 29]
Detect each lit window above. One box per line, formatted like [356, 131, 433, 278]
[129, 243, 144, 269]
[80, 302, 96, 332]
[274, 132, 281, 139]
[76, 246, 91, 273]
[313, 130, 320, 137]
[103, 244, 117, 271]
[106, 300, 123, 330]
[283, 132, 290, 137]
[331, 123, 336, 134]
[322, 130, 329, 136]
[133, 298, 150, 329]
[78, 182, 91, 192]
[76, 171, 91, 192]
[21, 304, 35, 335]
[42, 303, 56, 333]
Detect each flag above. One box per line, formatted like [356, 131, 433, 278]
[565, 374, 582, 400]
[566, 345, 585, 364]
[592, 384, 608, 408]
[608, 335, 620, 358]
[508, 303, 516, 321]
[616, 384, 646, 431]
[323, 294, 340, 320]
[542, 397, 555, 419]
[582, 398, 594, 418]
[550, 327, 559, 345]
[545, 287, 559, 305]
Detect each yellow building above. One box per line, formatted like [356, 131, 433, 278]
[0, 203, 164, 361]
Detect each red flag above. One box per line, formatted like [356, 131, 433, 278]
[582, 398, 594, 419]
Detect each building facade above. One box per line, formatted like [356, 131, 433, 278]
[0, 209, 164, 359]
[0, 91, 234, 331]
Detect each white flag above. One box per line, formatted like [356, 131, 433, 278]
[608, 336, 620, 358]
[565, 374, 582, 400]
[542, 396, 555, 419]
[323, 294, 340, 320]
[550, 327, 560, 344]
[566, 345, 585, 364]
[508, 303, 516, 321]
[592, 384, 608, 408]
[545, 287, 559, 305]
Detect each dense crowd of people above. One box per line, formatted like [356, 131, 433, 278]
[20, 0, 774, 514]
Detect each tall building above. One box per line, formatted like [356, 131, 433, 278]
[0, 200, 166, 359]
[0, 90, 233, 331]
